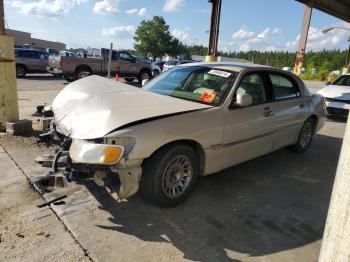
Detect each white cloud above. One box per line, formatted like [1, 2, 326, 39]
[11, 0, 86, 17]
[94, 0, 119, 15]
[126, 7, 147, 16]
[138, 7, 147, 16]
[286, 23, 350, 51]
[232, 29, 255, 39]
[102, 25, 135, 37]
[172, 29, 189, 42]
[163, 0, 185, 12]
[126, 8, 138, 15]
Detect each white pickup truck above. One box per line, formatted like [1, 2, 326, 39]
[47, 51, 77, 76]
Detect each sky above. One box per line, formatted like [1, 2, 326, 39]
[4, 0, 350, 52]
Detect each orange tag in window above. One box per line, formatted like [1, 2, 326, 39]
[200, 92, 216, 103]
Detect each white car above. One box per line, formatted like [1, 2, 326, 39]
[52, 62, 326, 207]
[317, 73, 350, 117]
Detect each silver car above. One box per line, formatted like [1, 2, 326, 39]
[52, 62, 326, 207]
[15, 48, 49, 77]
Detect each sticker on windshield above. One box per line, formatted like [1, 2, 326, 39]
[200, 92, 216, 103]
[208, 69, 231, 78]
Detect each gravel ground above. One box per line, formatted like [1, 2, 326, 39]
[0, 146, 90, 262]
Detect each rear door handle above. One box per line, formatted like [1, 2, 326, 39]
[299, 104, 307, 108]
[263, 111, 274, 117]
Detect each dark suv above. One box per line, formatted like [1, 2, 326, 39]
[15, 48, 49, 77]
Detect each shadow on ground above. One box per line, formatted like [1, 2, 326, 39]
[20, 74, 65, 81]
[79, 133, 342, 261]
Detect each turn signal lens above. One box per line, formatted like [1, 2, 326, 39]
[103, 146, 123, 164]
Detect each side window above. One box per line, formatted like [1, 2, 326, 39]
[236, 73, 267, 105]
[269, 74, 301, 100]
[119, 52, 132, 60]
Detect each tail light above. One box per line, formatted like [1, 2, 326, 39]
[59, 58, 63, 69]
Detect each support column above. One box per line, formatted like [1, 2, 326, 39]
[293, 2, 312, 76]
[319, 113, 350, 261]
[0, 0, 19, 130]
[206, 0, 222, 62]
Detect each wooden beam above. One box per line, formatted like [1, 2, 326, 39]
[0, 0, 5, 35]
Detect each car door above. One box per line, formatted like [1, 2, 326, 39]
[220, 71, 277, 169]
[118, 51, 138, 76]
[29, 51, 47, 72]
[265, 72, 310, 150]
[37, 52, 49, 71]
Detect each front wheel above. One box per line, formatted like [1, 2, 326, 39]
[141, 144, 199, 207]
[289, 118, 315, 153]
[64, 74, 77, 82]
[138, 70, 152, 83]
[153, 70, 160, 77]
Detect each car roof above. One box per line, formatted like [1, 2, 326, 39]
[14, 48, 45, 52]
[180, 61, 271, 72]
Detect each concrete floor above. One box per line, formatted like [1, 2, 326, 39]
[1, 75, 345, 262]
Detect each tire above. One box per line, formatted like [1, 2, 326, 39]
[141, 144, 199, 207]
[153, 70, 160, 77]
[16, 64, 26, 78]
[64, 74, 77, 82]
[76, 67, 91, 80]
[138, 69, 152, 83]
[289, 118, 315, 153]
[125, 78, 134, 83]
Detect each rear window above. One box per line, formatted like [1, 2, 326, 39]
[269, 74, 301, 100]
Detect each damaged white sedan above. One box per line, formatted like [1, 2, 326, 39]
[52, 62, 326, 207]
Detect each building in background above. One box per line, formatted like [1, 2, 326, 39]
[5, 28, 66, 51]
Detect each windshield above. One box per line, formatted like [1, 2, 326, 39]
[332, 75, 350, 86]
[142, 66, 236, 106]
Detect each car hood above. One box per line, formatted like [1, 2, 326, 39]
[52, 75, 212, 139]
[317, 85, 350, 100]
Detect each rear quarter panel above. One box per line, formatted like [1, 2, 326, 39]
[62, 57, 102, 74]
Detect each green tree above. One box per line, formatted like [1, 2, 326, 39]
[134, 16, 180, 60]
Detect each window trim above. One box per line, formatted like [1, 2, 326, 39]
[266, 72, 302, 102]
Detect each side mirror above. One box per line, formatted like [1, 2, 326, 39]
[234, 93, 252, 107]
[325, 81, 331, 85]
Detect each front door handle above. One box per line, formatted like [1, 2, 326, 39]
[263, 110, 274, 117]
[299, 104, 307, 109]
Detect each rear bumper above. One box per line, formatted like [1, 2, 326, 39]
[47, 67, 63, 74]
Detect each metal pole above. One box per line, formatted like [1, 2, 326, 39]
[346, 36, 350, 69]
[0, 0, 5, 35]
[107, 42, 113, 78]
[319, 112, 350, 262]
[206, 0, 222, 62]
[293, 2, 312, 76]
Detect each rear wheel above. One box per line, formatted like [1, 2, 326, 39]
[138, 70, 152, 83]
[76, 67, 91, 79]
[289, 118, 315, 153]
[141, 144, 198, 207]
[16, 65, 26, 78]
